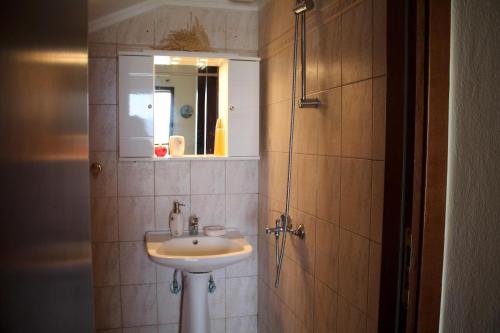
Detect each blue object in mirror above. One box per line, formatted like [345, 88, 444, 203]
[180, 104, 193, 119]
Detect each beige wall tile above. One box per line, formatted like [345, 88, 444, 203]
[120, 242, 156, 285]
[191, 161, 225, 195]
[341, 0, 373, 84]
[258, 236, 271, 285]
[226, 160, 259, 194]
[156, 265, 177, 284]
[211, 318, 226, 333]
[92, 197, 118, 242]
[317, 88, 342, 156]
[258, 153, 269, 196]
[226, 315, 258, 333]
[157, 283, 181, 324]
[315, 219, 339, 291]
[118, 196, 155, 241]
[339, 229, 369, 312]
[118, 161, 154, 196]
[226, 276, 258, 317]
[90, 105, 117, 152]
[306, 29, 319, 94]
[226, 10, 259, 52]
[370, 161, 384, 243]
[190, 8, 227, 50]
[373, 0, 387, 76]
[94, 286, 122, 329]
[209, 277, 226, 319]
[123, 326, 157, 333]
[89, 43, 117, 58]
[154, 6, 191, 47]
[295, 268, 315, 330]
[372, 76, 386, 160]
[258, 195, 269, 236]
[276, 256, 297, 310]
[268, 152, 287, 202]
[314, 279, 338, 333]
[289, 211, 316, 274]
[155, 161, 190, 195]
[317, 155, 341, 224]
[368, 241, 382, 321]
[258, 0, 386, 328]
[340, 158, 372, 237]
[266, 47, 293, 104]
[92, 243, 120, 287]
[290, 153, 300, 209]
[297, 154, 317, 216]
[117, 11, 154, 46]
[89, 25, 118, 44]
[294, 101, 320, 155]
[158, 324, 179, 333]
[318, 16, 341, 90]
[155, 195, 190, 231]
[338, 296, 367, 333]
[258, 278, 269, 329]
[267, 291, 283, 333]
[90, 152, 117, 198]
[96, 325, 122, 333]
[227, 235, 258, 277]
[341, 80, 373, 159]
[191, 194, 226, 228]
[89, 58, 116, 105]
[367, 318, 378, 333]
[121, 284, 158, 327]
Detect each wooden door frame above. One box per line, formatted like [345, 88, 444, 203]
[379, 0, 451, 332]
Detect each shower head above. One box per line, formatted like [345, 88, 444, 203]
[294, 0, 315, 14]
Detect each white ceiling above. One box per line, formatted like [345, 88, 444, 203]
[88, 0, 258, 22]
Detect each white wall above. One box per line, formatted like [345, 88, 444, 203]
[440, 0, 500, 331]
[88, 5, 260, 332]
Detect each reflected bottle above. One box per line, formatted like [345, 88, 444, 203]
[214, 118, 226, 157]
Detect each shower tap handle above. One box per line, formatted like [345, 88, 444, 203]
[265, 217, 284, 238]
[287, 223, 306, 239]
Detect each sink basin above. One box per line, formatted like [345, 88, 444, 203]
[146, 229, 253, 333]
[145, 229, 252, 273]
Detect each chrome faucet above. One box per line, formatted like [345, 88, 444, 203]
[265, 214, 306, 240]
[189, 216, 199, 235]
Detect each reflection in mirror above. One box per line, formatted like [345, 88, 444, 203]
[154, 63, 219, 155]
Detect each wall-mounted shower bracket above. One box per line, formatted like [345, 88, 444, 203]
[299, 98, 320, 108]
[296, 0, 321, 109]
[294, 0, 315, 14]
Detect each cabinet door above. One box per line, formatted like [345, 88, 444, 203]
[228, 60, 260, 157]
[119, 55, 154, 157]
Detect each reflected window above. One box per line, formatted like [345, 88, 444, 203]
[154, 87, 174, 145]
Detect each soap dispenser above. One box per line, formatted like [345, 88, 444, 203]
[169, 201, 185, 237]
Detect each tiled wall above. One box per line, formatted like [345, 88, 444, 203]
[258, 0, 386, 332]
[88, 5, 260, 333]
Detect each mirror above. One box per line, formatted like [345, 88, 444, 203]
[119, 52, 260, 159]
[154, 59, 219, 155]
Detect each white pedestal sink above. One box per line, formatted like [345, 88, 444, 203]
[145, 229, 252, 333]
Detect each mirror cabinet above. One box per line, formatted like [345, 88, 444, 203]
[118, 51, 260, 159]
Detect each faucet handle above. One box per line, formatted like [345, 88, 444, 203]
[189, 216, 199, 226]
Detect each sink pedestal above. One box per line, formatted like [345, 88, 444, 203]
[181, 272, 210, 333]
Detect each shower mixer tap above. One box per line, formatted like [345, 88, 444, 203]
[265, 214, 306, 240]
